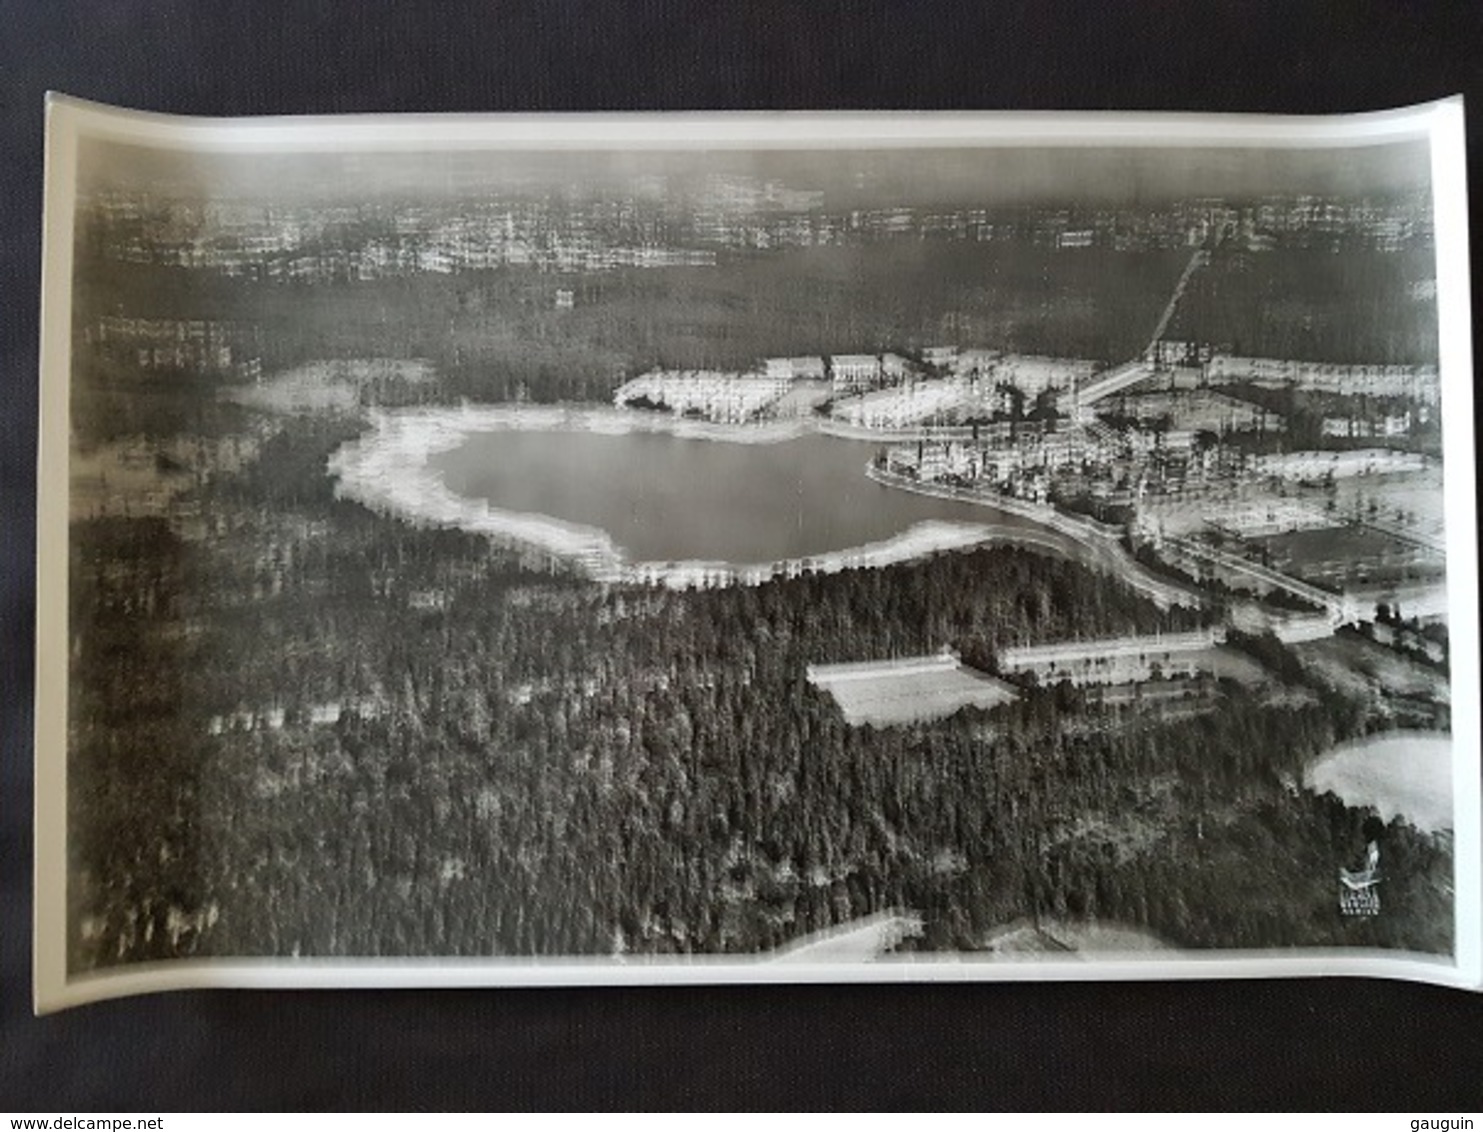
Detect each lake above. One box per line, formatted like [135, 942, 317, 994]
[430, 427, 1046, 565]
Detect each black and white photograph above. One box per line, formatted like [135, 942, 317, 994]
[34, 97, 1480, 1010]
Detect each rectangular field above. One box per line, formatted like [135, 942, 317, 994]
[806, 654, 1018, 727]
[1254, 524, 1441, 588]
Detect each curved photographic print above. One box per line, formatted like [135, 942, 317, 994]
[34, 97, 1480, 1010]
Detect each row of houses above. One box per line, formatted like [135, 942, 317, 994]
[1108, 389, 1280, 434]
[832, 378, 977, 429]
[613, 368, 790, 423]
[616, 352, 923, 421]
[998, 629, 1225, 686]
[827, 354, 1109, 424]
[1251, 448, 1429, 482]
[884, 422, 1215, 486]
[828, 352, 913, 393]
[617, 348, 1114, 414]
[919, 347, 1101, 394]
[617, 346, 1439, 430]
[1205, 355, 1440, 404]
[1321, 411, 1417, 440]
[87, 315, 262, 380]
[769, 348, 1101, 398]
[969, 354, 1100, 396]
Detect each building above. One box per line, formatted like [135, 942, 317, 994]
[998, 629, 1224, 686]
[884, 440, 982, 482]
[763, 357, 795, 381]
[880, 352, 912, 381]
[1205, 355, 1440, 405]
[1149, 340, 1213, 369]
[614, 368, 787, 423]
[952, 349, 1002, 378]
[996, 355, 1099, 397]
[832, 379, 966, 429]
[1109, 390, 1278, 435]
[975, 443, 1028, 485]
[1253, 448, 1428, 481]
[1321, 412, 1413, 439]
[787, 355, 828, 381]
[89, 315, 252, 376]
[830, 354, 884, 393]
[1126, 428, 1197, 459]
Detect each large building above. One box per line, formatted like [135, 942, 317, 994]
[88, 315, 256, 377]
[998, 629, 1225, 686]
[995, 355, 1100, 397]
[952, 349, 1002, 378]
[880, 352, 913, 381]
[614, 368, 787, 423]
[921, 345, 959, 369]
[830, 354, 884, 393]
[1205, 355, 1440, 405]
[833, 379, 970, 429]
[763, 355, 827, 382]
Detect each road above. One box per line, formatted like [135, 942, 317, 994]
[1071, 247, 1209, 418]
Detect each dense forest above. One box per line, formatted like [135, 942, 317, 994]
[1168, 241, 1439, 365]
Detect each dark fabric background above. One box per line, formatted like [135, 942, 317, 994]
[3, 0, 1482, 1111]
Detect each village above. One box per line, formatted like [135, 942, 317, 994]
[616, 337, 1447, 712]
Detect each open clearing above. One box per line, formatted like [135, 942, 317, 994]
[1256, 525, 1435, 589]
[1303, 730, 1452, 833]
[806, 653, 1019, 727]
[1293, 635, 1450, 705]
[770, 910, 924, 963]
[227, 358, 435, 414]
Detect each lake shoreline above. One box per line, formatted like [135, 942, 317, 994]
[328, 403, 1192, 593]
[864, 463, 1201, 609]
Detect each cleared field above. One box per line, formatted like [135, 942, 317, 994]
[980, 917, 1173, 956]
[770, 910, 925, 963]
[1254, 524, 1439, 589]
[1349, 581, 1449, 626]
[1192, 646, 1270, 684]
[1258, 524, 1415, 566]
[226, 359, 436, 415]
[1328, 470, 1446, 542]
[1303, 731, 1452, 833]
[807, 654, 1018, 727]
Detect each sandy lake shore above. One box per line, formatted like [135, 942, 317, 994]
[330, 403, 1198, 594]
